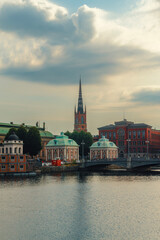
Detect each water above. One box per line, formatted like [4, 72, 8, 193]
[1, 171, 160, 240]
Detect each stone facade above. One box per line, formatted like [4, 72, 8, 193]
[90, 136, 118, 160]
[46, 132, 79, 162]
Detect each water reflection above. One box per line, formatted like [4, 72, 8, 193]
[1, 172, 160, 240]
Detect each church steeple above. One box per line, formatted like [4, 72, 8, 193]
[77, 77, 83, 114]
[74, 78, 87, 132]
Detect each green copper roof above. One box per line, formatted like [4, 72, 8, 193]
[46, 132, 78, 147]
[0, 122, 54, 139]
[90, 136, 118, 149]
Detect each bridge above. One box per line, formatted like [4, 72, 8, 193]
[81, 158, 160, 170]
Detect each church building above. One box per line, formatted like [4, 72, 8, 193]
[74, 78, 87, 132]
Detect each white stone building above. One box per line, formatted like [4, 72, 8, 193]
[90, 136, 118, 160]
[0, 132, 23, 155]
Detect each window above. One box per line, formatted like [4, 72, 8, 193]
[142, 130, 145, 139]
[2, 165, 6, 169]
[138, 148, 141, 153]
[118, 141, 124, 147]
[76, 117, 78, 124]
[10, 165, 15, 169]
[11, 156, 15, 161]
[133, 131, 136, 139]
[19, 148, 21, 154]
[81, 116, 84, 124]
[105, 132, 107, 138]
[2, 156, 6, 161]
[20, 165, 24, 169]
[129, 131, 131, 139]
[138, 131, 140, 139]
[113, 132, 116, 139]
[2, 148, 4, 154]
[14, 148, 17, 154]
[20, 156, 24, 161]
[6, 148, 8, 154]
[10, 148, 12, 154]
[109, 132, 112, 139]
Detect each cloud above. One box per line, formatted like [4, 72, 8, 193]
[0, 0, 160, 86]
[130, 88, 160, 105]
[0, 2, 95, 44]
[0, 3, 74, 41]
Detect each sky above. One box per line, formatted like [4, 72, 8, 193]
[0, 0, 160, 135]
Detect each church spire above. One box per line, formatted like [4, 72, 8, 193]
[77, 77, 83, 114]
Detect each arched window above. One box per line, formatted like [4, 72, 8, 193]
[54, 149, 57, 159]
[76, 117, 78, 124]
[6, 148, 8, 154]
[81, 116, 84, 124]
[15, 148, 17, 154]
[10, 148, 12, 154]
[19, 148, 21, 154]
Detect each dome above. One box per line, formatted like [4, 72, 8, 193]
[7, 132, 19, 141]
[46, 132, 78, 147]
[90, 136, 118, 149]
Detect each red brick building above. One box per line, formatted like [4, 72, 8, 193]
[98, 119, 160, 158]
[74, 78, 87, 132]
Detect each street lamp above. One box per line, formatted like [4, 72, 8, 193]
[145, 140, 149, 160]
[126, 139, 131, 158]
[81, 140, 85, 163]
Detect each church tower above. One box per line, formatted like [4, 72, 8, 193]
[74, 78, 87, 132]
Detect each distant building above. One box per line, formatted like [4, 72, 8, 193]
[90, 136, 118, 160]
[0, 122, 54, 160]
[46, 132, 79, 162]
[98, 119, 160, 158]
[74, 78, 87, 132]
[0, 132, 27, 173]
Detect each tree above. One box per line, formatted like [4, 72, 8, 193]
[64, 131, 93, 157]
[26, 127, 42, 157]
[5, 128, 17, 140]
[16, 125, 28, 154]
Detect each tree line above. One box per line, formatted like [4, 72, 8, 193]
[5, 126, 42, 157]
[64, 131, 93, 157]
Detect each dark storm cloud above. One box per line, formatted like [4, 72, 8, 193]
[131, 89, 160, 105]
[0, 3, 95, 43]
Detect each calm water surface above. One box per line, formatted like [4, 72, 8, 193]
[1, 171, 160, 240]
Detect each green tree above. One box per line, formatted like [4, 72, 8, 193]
[64, 131, 93, 158]
[26, 127, 42, 157]
[5, 128, 17, 140]
[16, 125, 28, 154]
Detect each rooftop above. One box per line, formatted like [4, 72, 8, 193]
[90, 136, 118, 149]
[46, 132, 79, 147]
[0, 122, 54, 139]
